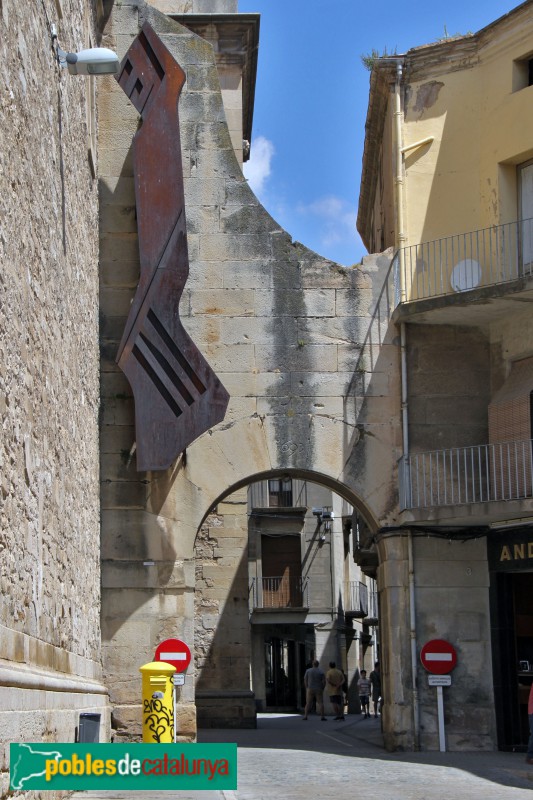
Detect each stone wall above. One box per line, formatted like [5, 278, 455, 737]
[194, 490, 254, 727]
[407, 325, 491, 452]
[413, 537, 495, 750]
[99, 0, 399, 743]
[0, 1, 107, 796]
[377, 530, 495, 752]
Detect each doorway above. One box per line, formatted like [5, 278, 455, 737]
[490, 570, 533, 750]
[265, 637, 296, 709]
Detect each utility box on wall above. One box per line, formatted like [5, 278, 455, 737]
[78, 712, 101, 743]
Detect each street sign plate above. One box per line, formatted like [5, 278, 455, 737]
[428, 674, 452, 686]
[154, 638, 191, 673]
[420, 639, 457, 674]
[172, 673, 185, 686]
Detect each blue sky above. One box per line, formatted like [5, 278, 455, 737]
[239, 0, 519, 266]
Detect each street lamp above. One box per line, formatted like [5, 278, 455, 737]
[51, 24, 119, 75]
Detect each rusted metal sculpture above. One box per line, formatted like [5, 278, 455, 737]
[115, 22, 229, 471]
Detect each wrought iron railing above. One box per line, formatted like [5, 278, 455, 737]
[400, 438, 533, 510]
[249, 576, 309, 608]
[367, 590, 379, 623]
[391, 218, 533, 305]
[344, 581, 368, 616]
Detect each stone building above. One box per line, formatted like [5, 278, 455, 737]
[357, 0, 533, 751]
[0, 0, 109, 796]
[7, 1, 533, 792]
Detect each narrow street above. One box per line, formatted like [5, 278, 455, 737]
[77, 712, 533, 800]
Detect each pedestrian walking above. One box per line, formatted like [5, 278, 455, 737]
[325, 661, 345, 720]
[303, 660, 327, 721]
[358, 669, 371, 719]
[370, 661, 381, 718]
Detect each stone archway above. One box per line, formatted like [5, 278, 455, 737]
[99, 3, 399, 742]
[193, 473, 379, 729]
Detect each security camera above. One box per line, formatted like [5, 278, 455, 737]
[321, 511, 335, 520]
[64, 47, 120, 75]
[312, 507, 323, 517]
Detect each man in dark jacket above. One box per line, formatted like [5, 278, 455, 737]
[302, 660, 327, 721]
[370, 661, 381, 718]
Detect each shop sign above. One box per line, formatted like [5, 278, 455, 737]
[487, 527, 533, 571]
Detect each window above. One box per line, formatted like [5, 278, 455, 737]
[512, 55, 533, 92]
[268, 478, 292, 507]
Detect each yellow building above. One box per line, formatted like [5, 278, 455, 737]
[360, 2, 533, 299]
[358, 1, 533, 752]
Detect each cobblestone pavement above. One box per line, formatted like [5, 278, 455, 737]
[77, 712, 533, 800]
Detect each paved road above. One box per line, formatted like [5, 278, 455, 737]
[77, 712, 533, 799]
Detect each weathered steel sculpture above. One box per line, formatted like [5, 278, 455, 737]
[115, 22, 229, 471]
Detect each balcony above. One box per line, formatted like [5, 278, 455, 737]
[391, 218, 533, 312]
[353, 545, 379, 577]
[366, 590, 379, 626]
[400, 438, 533, 511]
[344, 581, 368, 618]
[249, 576, 309, 609]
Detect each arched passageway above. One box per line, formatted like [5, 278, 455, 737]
[194, 472, 380, 728]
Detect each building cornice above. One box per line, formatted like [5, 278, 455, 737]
[356, 65, 395, 251]
[170, 13, 260, 159]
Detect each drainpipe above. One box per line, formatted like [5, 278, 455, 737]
[389, 57, 420, 750]
[394, 61, 407, 305]
[408, 531, 420, 750]
[390, 58, 411, 495]
[397, 63, 420, 753]
[392, 57, 411, 487]
[400, 322, 409, 464]
[402, 321, 419, 747]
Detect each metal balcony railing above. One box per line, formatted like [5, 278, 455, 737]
[344, 581, 368, 617]
[400, 438, 533, 510]
[249, 576, 309, 609]
[391, 218, 533, 305]
[367, 590, 379, 623]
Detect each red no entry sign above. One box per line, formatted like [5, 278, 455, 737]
[420, 639, 457, 675]
[154, 638, 191, 673]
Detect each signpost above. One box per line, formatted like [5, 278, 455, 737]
[428, 674, 451, 687]
[155, 638, 191, 742]
[420, 639, 457, 752]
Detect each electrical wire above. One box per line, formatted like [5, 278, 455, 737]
[374, 525, 490, 543]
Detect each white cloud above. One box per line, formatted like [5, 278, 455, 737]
[297, 194, 358, 247]
[243, 136, 275, 196]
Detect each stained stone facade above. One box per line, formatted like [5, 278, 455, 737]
[0, 1, 108, 796]
[99, 0, 399, 743]
[194, 490, 254, 727]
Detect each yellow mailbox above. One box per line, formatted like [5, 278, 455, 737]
[139, 661, 176, 743]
